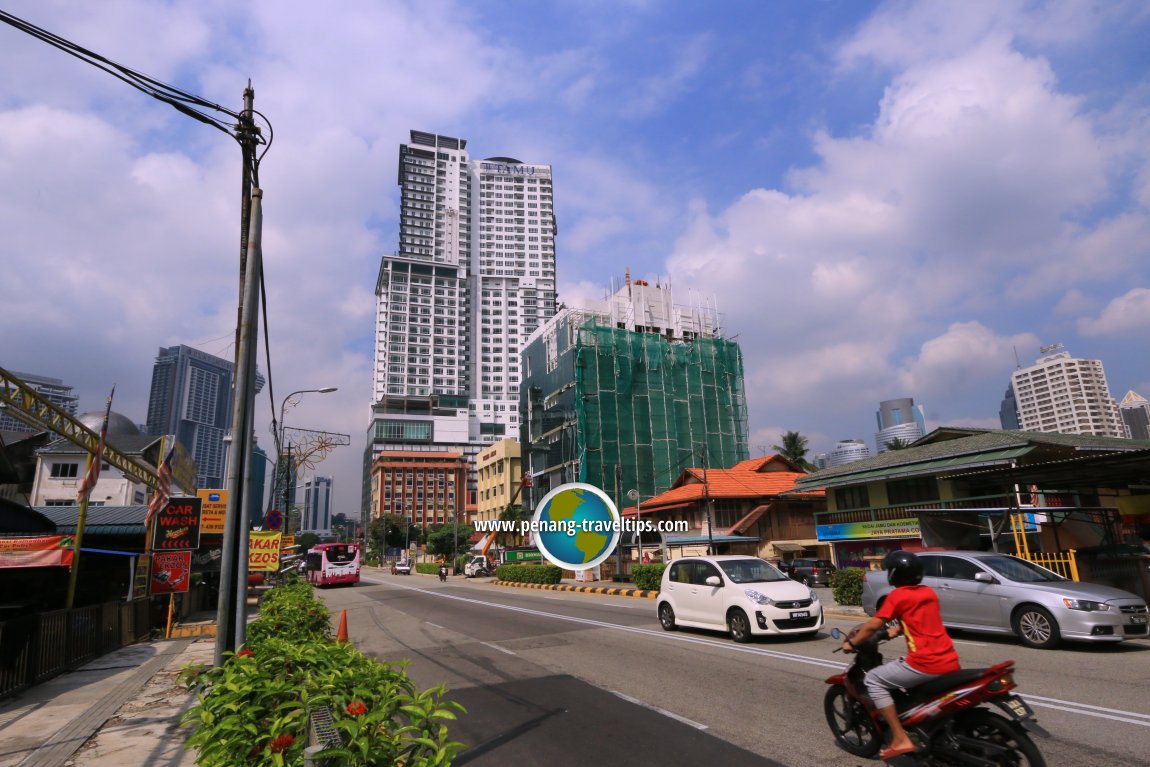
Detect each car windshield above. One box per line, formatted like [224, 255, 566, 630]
[718, 559, 789, 584]
[979, 555, 1067, 583]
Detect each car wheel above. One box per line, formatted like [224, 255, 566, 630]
[823, 685, 881, 757]
[1013, 605, 1061, 649]
[799, 575, 811, 586]
[658, 602, 677, 631]
[728, 608, 752, 643]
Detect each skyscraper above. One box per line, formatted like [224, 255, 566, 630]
[1119, 391, 1150, 440]
[875, 397, 927, 453]
[146, 345, 256, 489]
[1008, 346, 1124, 438]
[297, 475, 333, 535]
[0, 371, 78, 433]
[364, 130, 558, 516]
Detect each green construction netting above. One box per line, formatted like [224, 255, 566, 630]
[574, 323, 749, 501]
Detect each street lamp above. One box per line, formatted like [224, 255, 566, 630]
[627, 488, 643, 563]
[275, 387, 337, 533]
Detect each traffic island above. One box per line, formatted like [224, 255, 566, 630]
[493, 579, 657, 599]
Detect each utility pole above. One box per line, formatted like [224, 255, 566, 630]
[700, 444, 715, 555]
[614, 464, 623, 580]
[216, 84, 261, 665]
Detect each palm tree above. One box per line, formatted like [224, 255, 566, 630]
[884, 437, 913, 451]
[772, 430, 817, 471]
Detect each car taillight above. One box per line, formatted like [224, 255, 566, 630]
[812, 567, 820, 574]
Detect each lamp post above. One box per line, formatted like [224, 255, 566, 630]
[275, 387, 337, 533]
[627, 488, 643, 563]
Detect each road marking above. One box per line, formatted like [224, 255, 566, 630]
[425, 622, 443, 629]
[1021, 694, 1150, 727]
[951, 639, 988, 647]
[612, 691, 708, 730]
[480, 641, 517, 656]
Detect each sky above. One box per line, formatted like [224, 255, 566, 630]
[2, 0, 1148, 515]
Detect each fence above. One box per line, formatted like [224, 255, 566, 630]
[1018, 550, 1080, 581]
[0, 599, 152, 701]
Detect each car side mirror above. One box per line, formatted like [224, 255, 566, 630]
[705, 575, 722, 587]
[974, 572, 996, 583]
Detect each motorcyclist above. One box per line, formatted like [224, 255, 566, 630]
[840, 550, 960, 761]
[438, 563, 448, 582]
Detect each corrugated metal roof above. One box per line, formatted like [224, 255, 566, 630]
[34, 505, 149, 535]
[795, 446, 1034, 491]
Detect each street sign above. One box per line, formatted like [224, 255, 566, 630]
[197, 489, 227, 535]
[265, 509, 283, 530]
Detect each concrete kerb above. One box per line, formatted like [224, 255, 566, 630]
[492, 580, 658, 599]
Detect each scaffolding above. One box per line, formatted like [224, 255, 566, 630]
[572, 323, 749, 501]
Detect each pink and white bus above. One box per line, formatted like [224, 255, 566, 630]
[305, 543, 361, 587]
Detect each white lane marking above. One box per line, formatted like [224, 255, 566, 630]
[951, 639, 988, 647]
[612, 691, 708, 730]
[425, 622, 444, 629]
[1021, 694, 1150, 727]
[481, 641, 517, 656]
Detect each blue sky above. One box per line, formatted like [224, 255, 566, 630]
[2, 1, 1148, 512]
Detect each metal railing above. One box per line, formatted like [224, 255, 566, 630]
[0, 600, 152, 701]
[1018, 549, 1080, 580]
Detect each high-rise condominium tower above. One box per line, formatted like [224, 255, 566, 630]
[1119, 391, 1149, 439]
[365, 131, 557, 514]
[0, 371, 78, 433]
[875, 398, 927, 453]
[1008, 347, 1124, 438]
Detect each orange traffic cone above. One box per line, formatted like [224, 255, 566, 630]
[336, 609, 349, 643]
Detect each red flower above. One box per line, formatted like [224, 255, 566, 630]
[236, 649, 253, 658]
[346, 701, 367, 716]
[268, 734, 295, 753]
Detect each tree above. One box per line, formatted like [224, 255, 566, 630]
[884, 437, 913, 451]
[497, 503, 530, 548]
[296, 532, 320, 556]
[772, 430, 817, 471]
[425, 522, 475, 559]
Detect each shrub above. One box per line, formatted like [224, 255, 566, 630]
[180, 584, 465, 766]
[630, 563, 666, 591]
[415, 562, 440, 575]
[829, 567, 865, 606]
[494, 562, 563, 584]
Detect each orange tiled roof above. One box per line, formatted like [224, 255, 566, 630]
[636, 454, 823, 512]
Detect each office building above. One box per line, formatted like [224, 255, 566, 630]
[364, 130, 557, 516]
[475, 438, 523, 529]
[998, 385, 1020, 430]
[1119, 391, 1150, 440]
[369, 451, 468, 529]
[296, 475, 333, 535]
[875, 398, 926, 453]
[1009, 347, 1124, 438]
[519, 273, 748, 508]
[823, 439, 871, 468]
[0, 371, 78, 433]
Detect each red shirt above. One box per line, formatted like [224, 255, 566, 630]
[876, 584, 960, 674]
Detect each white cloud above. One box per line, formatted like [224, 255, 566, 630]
[1078, 288, 1150, 336]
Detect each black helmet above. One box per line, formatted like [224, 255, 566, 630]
[884, 550, 923, 587]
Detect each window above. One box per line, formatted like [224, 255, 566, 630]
[885, 477, 939, 505]
[937, 556, 983, 581]
[51, 463, 79, 478]
[834, 485, 870, 510]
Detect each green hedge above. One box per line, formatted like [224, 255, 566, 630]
[415, 562, 440, 575]
[829, 567, 865, 606]
[495, 562, 563, 584]
[180, 582, 465, 766]
[630, 563, 666, 591]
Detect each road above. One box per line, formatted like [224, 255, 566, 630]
[317, 572, 1150, 766]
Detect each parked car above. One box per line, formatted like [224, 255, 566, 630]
[861, 550, 1150, 649]
[778, 558, 837, 587]
[391, 560, 412, 575]
[657, 555, 823, 643]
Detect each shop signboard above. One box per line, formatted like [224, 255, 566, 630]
[249, 530, 283, 572]
[150, 550, 192, 595]
[151, 497, 203, 551]
[0, 535, 74, 568]
[504, 549, 542, 562]
[197, 489, 227, 535]
[816, 517, 921, 542]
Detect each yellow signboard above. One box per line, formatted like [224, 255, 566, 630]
[280, 535, 296, 552]
[197, 489, 228, 535]
[248, 531, 283, 572]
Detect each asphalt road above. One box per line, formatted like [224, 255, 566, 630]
[317, 573, 1150, 767]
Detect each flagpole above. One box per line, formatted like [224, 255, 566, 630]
[65, 454, 95, 609]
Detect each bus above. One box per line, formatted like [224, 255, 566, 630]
[305, 542, 361, 587]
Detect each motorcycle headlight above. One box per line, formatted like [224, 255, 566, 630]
[1063, 598, 1110, 612]
[744, 588, 774, 606]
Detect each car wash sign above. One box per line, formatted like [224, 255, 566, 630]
[151, 497, 203, 551]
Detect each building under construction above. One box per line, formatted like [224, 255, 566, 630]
[519, 274, 749, 510]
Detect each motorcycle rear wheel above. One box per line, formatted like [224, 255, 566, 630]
[950, 709, 1046, 767]
[823, 685, 881, 757]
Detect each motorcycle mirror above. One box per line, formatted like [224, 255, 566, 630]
[829, 627, 842, 640]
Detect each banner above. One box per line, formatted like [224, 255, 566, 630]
[151, 497, 203, 551]
[150, 550, 192, 595]
[816, 517, 921, 542]
[0, 535, 75, 568]
[197, 489, 227, 535]
[248, 530, 283, 572]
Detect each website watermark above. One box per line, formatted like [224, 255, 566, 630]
[475, 516, 689, 538]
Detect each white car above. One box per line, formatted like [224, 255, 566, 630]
[657, 555, 824, 642]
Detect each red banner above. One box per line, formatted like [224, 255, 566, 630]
[150, 550, 192, 594]
[0, 535, 75, 568]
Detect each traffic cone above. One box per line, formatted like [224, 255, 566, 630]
[336, 609, 349, 643]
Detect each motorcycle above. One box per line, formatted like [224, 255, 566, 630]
[438, 565, 448, 582]
[825, 625, 1048, 766]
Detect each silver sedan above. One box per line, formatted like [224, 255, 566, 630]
[861, 550, 1149, 649]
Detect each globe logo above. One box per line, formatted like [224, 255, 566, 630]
[532, 482, 621, 570]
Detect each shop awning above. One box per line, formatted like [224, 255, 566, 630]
[771, 542, 806, 552]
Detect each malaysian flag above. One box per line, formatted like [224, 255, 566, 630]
[146, 444, 176, 526]
[77, 386, 115, 501]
